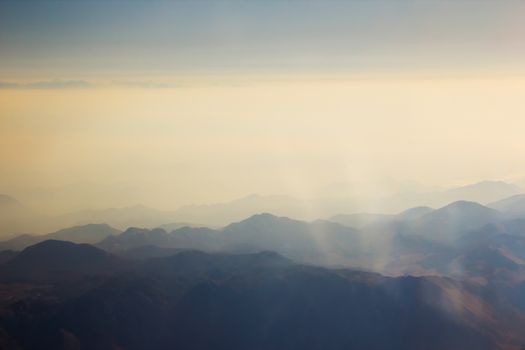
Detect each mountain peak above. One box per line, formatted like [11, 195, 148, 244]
[17, 239, 105, 259]
[431, 200, 502, 218]
[414, 200, 504, 243]
[9, 239, 115, 270]
[397, 206, 434, 220]
[442, 200, 480, 208]
[453, 180, 521, 192]
[0, 240, 119, 283]
[250, 212, 280, 219]
[230, 213, 297, 227]
[437, 200, 495, 212]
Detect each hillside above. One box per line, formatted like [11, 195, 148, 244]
[1, 249, 521, 350]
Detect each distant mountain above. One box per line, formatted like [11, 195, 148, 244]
[222, 213, 363, 265]
[98, 225, 227, 253]
[319, 181, 520, 228]
[373, 180, 524, 213]
[344, 201, 510, 275]
[157, 222, 207, 231]
[442, 181, 522, 204]
[98, 213, 363, 267]
[98, 227, 173, 251]
[0, 199, 205, 236]
[488, 194, 525, 216]
[172, 194, 314, 227]
[0, 223, 120, 251]
[397, 206, 434, 220]
[391, 214, 525, 278]
[96, 205, 522, 276]
[1, 250, 520, 350]
[56, 205, 182, 230]
[197, 182, 520, 225]
[0, 234, 38, 252]
[45, 223, 120, 243]
[409, 201, 504, 243]
[330, 207, 435, 229]
[1, 180, 521, 235]
[0, 194, 43, 236]
[165, 226, 227, 251]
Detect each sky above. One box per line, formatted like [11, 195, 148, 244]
[1, 0, 525, 78]
[1, 0, 525, 213]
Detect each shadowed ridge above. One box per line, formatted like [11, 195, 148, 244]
[0, 240, 120, 283]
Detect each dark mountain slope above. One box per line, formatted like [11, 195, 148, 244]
[0, 250, 17, 265]
[1, 250, 522, 350]
[0, 240, 120, 283]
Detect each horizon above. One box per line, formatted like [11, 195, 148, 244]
[1, 178, 524, 236]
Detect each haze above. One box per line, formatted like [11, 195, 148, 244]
[1, 0, 525, 214]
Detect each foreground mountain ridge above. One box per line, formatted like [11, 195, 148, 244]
[1, 241, 523, 350]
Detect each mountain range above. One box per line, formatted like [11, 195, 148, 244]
[0, 180, 522, 234]
[2, 192, 525, 277]
[97, 214, 363, 267]
[1, 242, 524, 350]
[1, 189, 525, 349]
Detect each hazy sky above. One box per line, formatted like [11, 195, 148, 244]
[2, 0, 525, 78]
[1, 0, 525, 212]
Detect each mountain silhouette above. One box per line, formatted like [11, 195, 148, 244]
[409, 201, 504, 243]
[1, 249, 518, 350]
[0, 240, 120, 283]
[397, 206, 435, 220]
[489, 194, 525, 217]
[98, 213, 362, 266]
[0, 223, 121, 251]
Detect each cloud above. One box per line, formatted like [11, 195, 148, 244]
[0, 80, 93, 89]
[110, 81, 180, 89]
[0, 79, 182, 90]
